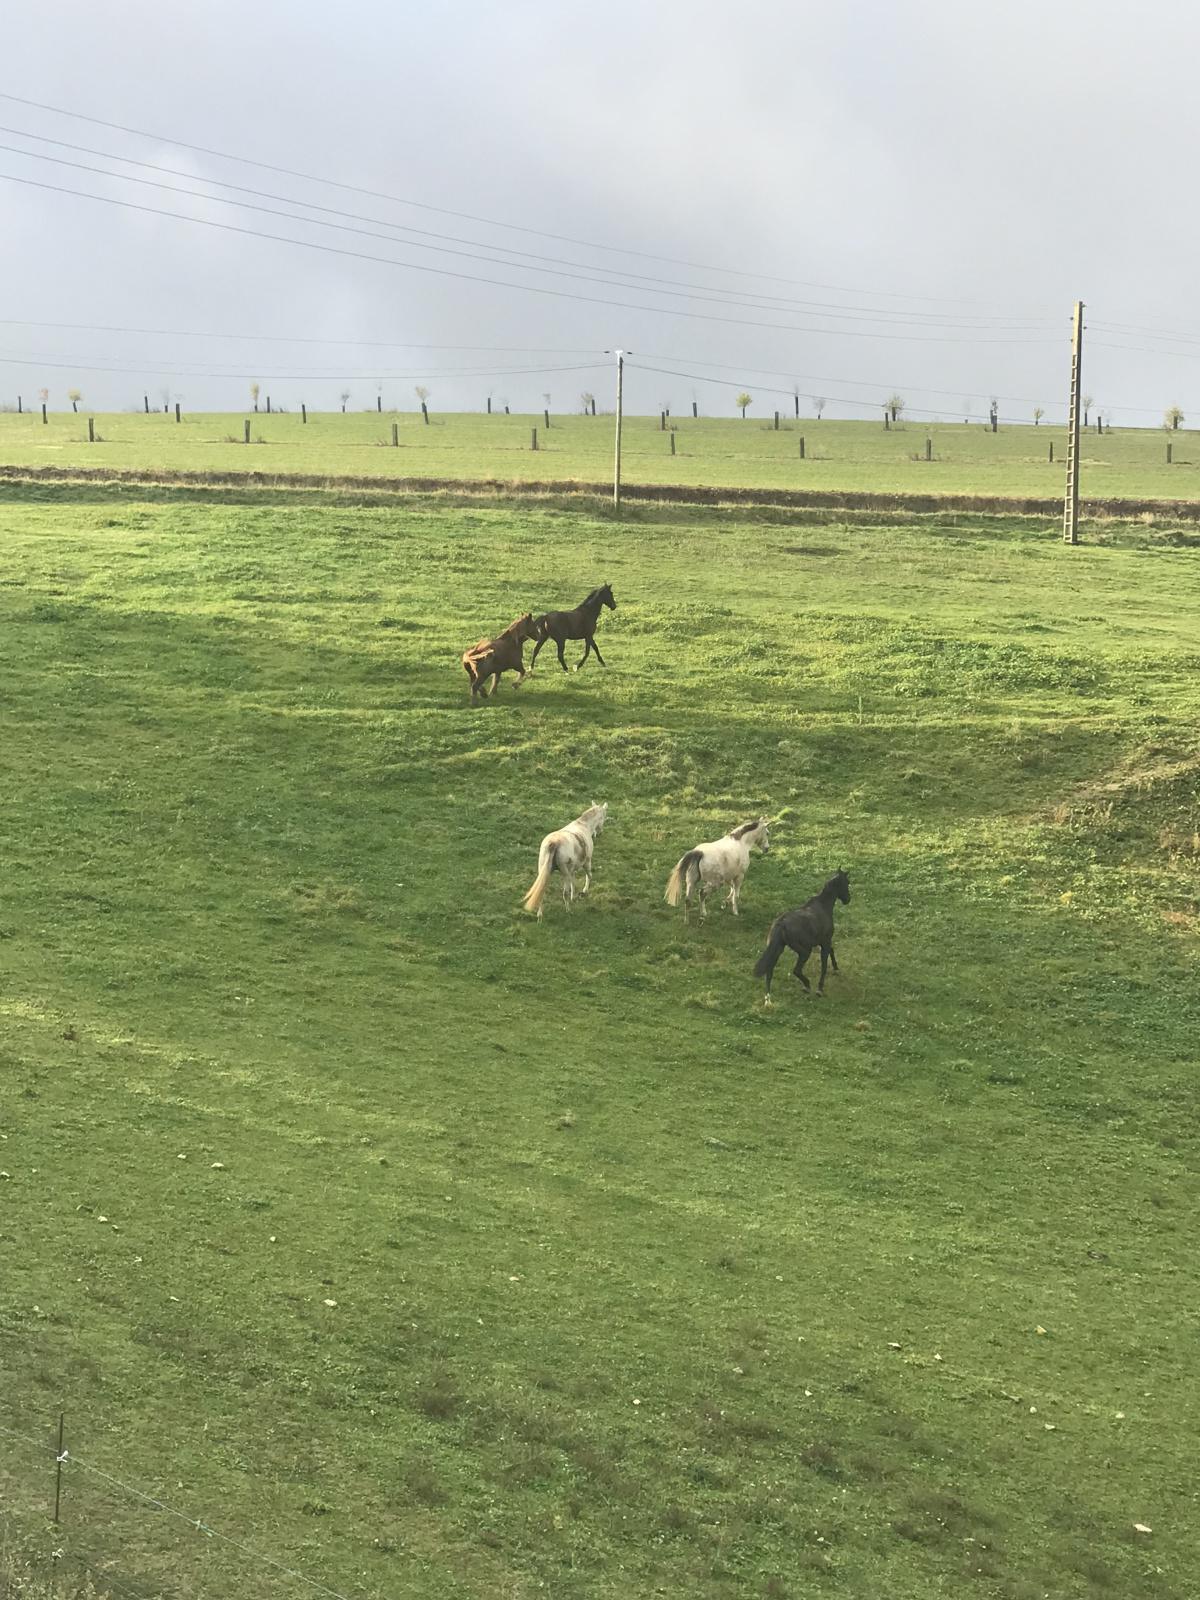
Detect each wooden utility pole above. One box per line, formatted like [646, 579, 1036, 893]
[610, 349, 628, 510]
[1063, 300, 1084, 545]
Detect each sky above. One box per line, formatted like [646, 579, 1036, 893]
[3, 0, 1198, 423]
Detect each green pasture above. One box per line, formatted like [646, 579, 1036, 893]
[0, 483, 1197, 1600]
[0, 409, 1196, 500]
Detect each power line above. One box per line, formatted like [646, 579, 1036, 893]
[0, 319, 606, 354]
[632, 359, 1035, 424]
[0, 88, 1050, 312]
[0, 126, 1057, 330]
[0, 170, 1064, 347]
[0, 139, 1058, 331]
[0, 351, 611, 381]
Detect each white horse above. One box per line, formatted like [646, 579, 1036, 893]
[522, 802, 609, 918]
[664, 817, 771, 918]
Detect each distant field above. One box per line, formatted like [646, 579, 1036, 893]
[1, 483, 1198, 1600]
[0, 409, 1196, 500]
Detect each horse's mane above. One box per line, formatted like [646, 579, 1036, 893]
[730, 819, 764, 840]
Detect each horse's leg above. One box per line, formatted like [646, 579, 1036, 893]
[816, 946, 831, 995]
[484, 670, 500, 698]
[556, 637, 569, 672]
[590, 637, 607, 667]
[576, 635, 592, 671]
[828, 943, 839, 973]
[792, 947, 812, 992]
[728, 874, 744, 916]
[529, 636, 545, 669]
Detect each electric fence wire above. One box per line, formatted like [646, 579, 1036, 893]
[0, 1419, 359, 1600]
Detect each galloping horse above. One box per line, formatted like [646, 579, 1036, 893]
[530, 584, 617, 673]
[754, 869, 852, 1003]
[522, 802, 609, 918]
[461, 612, 538, 703]
[664, 818, 771, 919]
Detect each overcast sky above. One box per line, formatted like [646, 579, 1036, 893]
[3, 0, 1197, 422]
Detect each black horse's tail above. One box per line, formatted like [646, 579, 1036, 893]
[753, 921, 787, 979]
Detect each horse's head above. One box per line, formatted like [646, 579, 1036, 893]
[599, 583, 616, 611]
[515, 612, 539, 642]
[755, 817, 771, 853]
[829, 868, 851, 905]
[586, 800, 609, 833]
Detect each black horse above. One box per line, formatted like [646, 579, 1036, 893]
[754, 870, 851, 1004]
[530, 584, 616, 672]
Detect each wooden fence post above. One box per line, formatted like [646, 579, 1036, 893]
[692, 401, 698, 418]
[794, 395, 800, 418]
[244, 419, 251, 444]
[1048, 441, 1054, 463]
[669, 431, 676, 456]
[88, 417, 95, 443]
[144, 395, 149, 414]
[799, 435, 805, 459]
[42, 403, 47, 424]
[1167, 441, 1172, 464]
[421, 403, 429, 424]
[487, 397, 492, 414]
[925, 437, 932, 461]
[774, 410, 780, 430]
[266, 396, 272, 414]
[301, 404, 307, 423]
[544, 409, 550, 429]
[175, 403, 181, 422]
[377, 395, 382, 412]
[16, 395, 21, 414]
[531, 427, 538, 451]
[659, 411, 666, 431]
[392, 423, 399, 446]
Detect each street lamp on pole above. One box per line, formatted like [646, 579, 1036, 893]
[606, 349, 631, 511]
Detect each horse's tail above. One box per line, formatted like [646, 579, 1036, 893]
[753, 921, 787, 979]
[664, 849, 702, 907]
[522, 840, 558, 917]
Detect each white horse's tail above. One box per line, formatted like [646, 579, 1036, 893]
[523, 839, 558, 917]
[664, 849, 702, 907]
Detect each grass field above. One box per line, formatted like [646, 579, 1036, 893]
[1, 410, 1197, 500]
[1, 483, 1198, 1600]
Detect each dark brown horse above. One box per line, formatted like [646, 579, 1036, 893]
[461, 612, 538, 703]
[530, 583, 616, 673]
[754, 870, 851, 1004]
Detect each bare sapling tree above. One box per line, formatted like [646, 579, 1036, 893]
[1033, 406, 1045, 425]
[579, 391, 595, 415]
[68, 388, 82, 413]
[340, 389, 351, 413]
[886, 393, 905, 422]
[812, 396, 826, 420]
[250, 382, 260, 413]
[1165, 405, 1185, 431]
[415, 385, 431, 423]
[736, 391, 753, 419]
[1082, 393, 1093, 427]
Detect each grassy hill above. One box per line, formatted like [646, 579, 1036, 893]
[0, 483, 1197, 1599]
[1, 410, 1196, 501]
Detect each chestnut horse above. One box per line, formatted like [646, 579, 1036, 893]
[530, 584, 616, 673]
[461, 612, 538, 703]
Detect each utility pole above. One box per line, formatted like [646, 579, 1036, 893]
[608, 349, 629, 510]
[1063, 300, 1084, 545]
